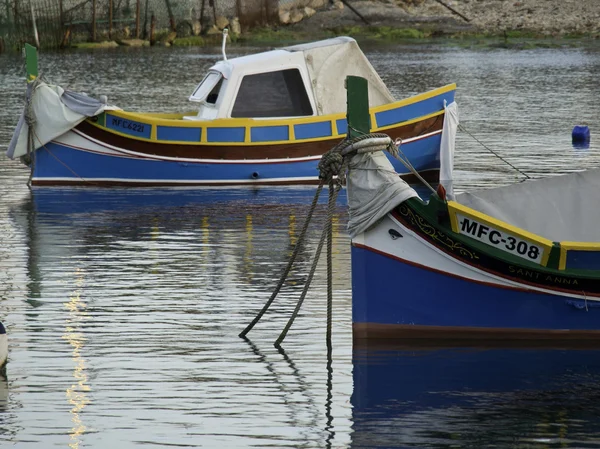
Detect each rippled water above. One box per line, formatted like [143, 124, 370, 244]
[1, 42, 600, 448]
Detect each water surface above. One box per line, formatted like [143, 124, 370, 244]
[1, 43, 600, 448]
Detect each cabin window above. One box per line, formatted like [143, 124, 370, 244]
[189, 71, 223, 103]
[231, 69, 313, 118]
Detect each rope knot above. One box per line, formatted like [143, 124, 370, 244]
[318, 150, 344, 183]
[25, 77, 41, 128]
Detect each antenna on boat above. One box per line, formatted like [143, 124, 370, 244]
[221, 28, 228, 61]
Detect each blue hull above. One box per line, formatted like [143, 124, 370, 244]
[351, 245, 600, 333]
[32, 133, 441, 185]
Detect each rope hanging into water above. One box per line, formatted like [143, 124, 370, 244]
[458, 124, 532, 180]
[239, 133, 403, 347]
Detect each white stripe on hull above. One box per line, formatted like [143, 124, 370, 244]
[52, 128, 442, 165]
[32, 176, 321, 184]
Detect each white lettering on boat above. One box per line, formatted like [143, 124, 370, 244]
[508, 266, 578, 285]
[457, 214, 543, 264]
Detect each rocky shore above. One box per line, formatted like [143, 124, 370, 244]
[283, 0, 600, 37]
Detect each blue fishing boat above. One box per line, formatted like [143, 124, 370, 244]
[341, 75, 600, 341]
[7, 37, 455, 187]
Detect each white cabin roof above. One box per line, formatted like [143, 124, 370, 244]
[189, 37, 395, 119]
[209, 37, 358, 78]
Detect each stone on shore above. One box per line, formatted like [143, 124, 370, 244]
[73, 41, 119, 49]
[230, 17, 241, 36]
[119, 39, 150, 47]
[290, 9, 305, 23]
[216, 16, 230, 30]
[279, 10, 291, 24]
[303, 6, 316, 18]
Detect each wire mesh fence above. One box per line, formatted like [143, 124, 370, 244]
[0, 0, 280, 51]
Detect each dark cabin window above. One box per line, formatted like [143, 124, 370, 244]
[231, 69, 313, 118]
[206, 78, 223, 104]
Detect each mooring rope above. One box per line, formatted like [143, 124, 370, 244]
[238, 181, 325, 339]
[458, 123, 531, 180]
[274, 180, 341, 347]
[240, 134, 399, 347]
[25, 77, 42, 189]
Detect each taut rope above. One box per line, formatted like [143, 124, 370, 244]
[240, 133, 408, 347]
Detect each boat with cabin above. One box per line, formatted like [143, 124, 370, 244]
[340, 75, 600, 341]
[7, 37, 455, 187]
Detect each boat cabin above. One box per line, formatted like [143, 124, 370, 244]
[184, 36, 395, 121]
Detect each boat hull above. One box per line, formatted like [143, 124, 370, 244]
[352, 214, 600, 341]
[25, 83, 456, 187]
[30, 125, 443, 186]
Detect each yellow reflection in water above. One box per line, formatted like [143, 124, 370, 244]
[244, 215, 253, 282]
[62, 269, 90, 449]
[289, 214, 296, 247]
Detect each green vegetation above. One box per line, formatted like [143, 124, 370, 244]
[72, 41, 119, 49]
[171, 36, 206, 46]
[238, 26, 317, 44]
[329, 25, 429, 40]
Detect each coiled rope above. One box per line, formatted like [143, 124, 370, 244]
[239, 133, 414, 347]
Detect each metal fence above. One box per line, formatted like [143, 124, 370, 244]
[0, 0, 278, 51]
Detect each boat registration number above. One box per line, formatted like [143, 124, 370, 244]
[456, 214, 544, 264]
[110, 117, 146, 134]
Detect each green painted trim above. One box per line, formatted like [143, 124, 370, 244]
[406, 196, 600, 279]
[546, 243, 562, 270]
[25, 43, 38, 82]
[345, 76, 370, 137]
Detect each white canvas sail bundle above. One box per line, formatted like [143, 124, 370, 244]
[7, 80, 114, 159]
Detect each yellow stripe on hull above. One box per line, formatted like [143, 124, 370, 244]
[89, 84, 456, 146]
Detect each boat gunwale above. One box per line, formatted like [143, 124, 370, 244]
[446, 199, 600, 270]
[393, 198, 600, 285]
[85, 84, 456, 146]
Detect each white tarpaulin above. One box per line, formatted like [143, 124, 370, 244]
[285, 37, 395, 115]
[439, 101, 459, 199]
[7, 81, 113, 159]
[347, 151, 418, 238]
[457, 168, 600, 242]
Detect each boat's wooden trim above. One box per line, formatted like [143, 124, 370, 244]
[393, 201, 600, 294]
[447, 200, 554, 266]
[100, 84, 456, 128]
[353, 323, 600, 348]
[448, 201, 600, 273]
[76, 114, 444, 160]
[369, 83, 456, 115]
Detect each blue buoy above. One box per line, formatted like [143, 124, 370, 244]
[572, 125, 590, 142]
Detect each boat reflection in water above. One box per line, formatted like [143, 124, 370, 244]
[15, 185, 352, 305]
[351, 344, 600, 448]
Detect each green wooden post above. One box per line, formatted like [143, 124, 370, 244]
[24, 43, 38, 82]
[345, 75, 370, 138]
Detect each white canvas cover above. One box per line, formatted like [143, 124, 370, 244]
[439, 101, 459, 199]
[7, 81, 113, 159]
[285, 37, 395, 115]
[457, 168, 600, 242]
[347, 151, 418, 238]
